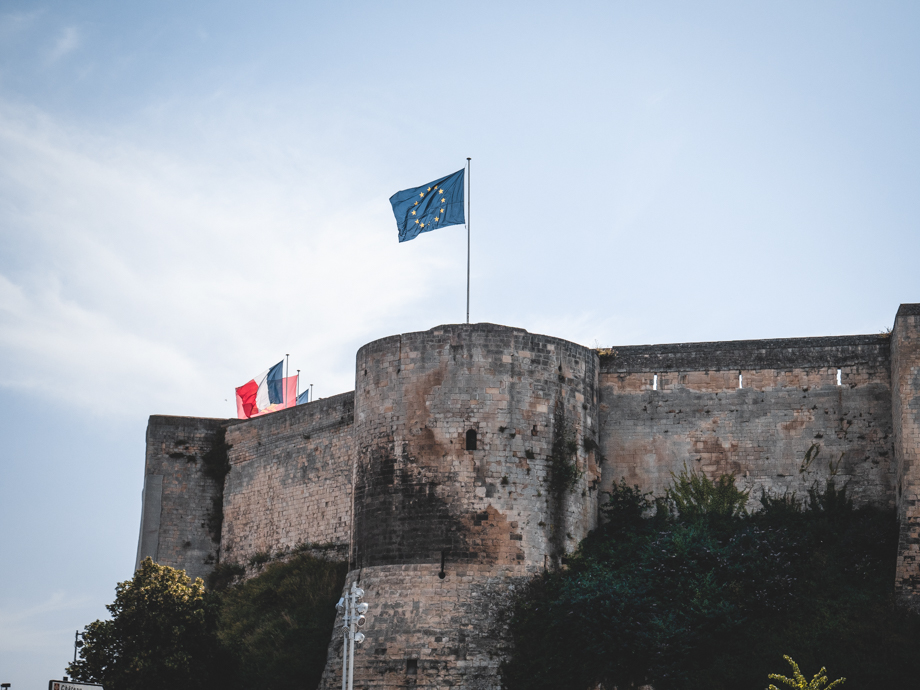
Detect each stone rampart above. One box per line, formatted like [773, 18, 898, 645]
[136, 303, 920, 688]
[598, 334, 895, 508]
[137, 415, 231, 582]
[893, 304, 920, 607]
[221, 391, 355, 566]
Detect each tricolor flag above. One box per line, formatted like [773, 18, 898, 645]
[235, 361, 298, 419]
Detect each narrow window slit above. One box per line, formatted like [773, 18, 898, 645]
[407, 659, 418, 676]
[837, 368, 842, 386]
[739, 373, 743, 389]
[653, 374, 658, 391]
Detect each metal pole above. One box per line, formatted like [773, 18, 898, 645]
[466, 157, 471, 324]
[310, 383, 314, 403]
[347, 586, 356, 690]
[285, 354, 289, 407]
[296, 370, 300, 399]
[341, 593, 348, 690]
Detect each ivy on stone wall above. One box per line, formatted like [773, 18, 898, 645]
[202, 426, 231, 543]
[549, 408, 580, 494]
[502, 474, 920, 690]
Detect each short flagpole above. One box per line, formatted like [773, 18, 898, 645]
[296, 369, 300, 399]
[466, 157, 471, 325]
[285, 354, 289, 406]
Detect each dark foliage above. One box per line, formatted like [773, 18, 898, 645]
[502, 477, 920, 690]
[217, 552, 347, 690]
[69, 554, 346, 690]
[549, 411, 580, 494]
[207, 561, 246, 591]
[201, 426, 231, 484]
[67, 558, 233, 690]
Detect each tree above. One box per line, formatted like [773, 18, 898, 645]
[67, 558, 228, 690]
[216, 551, 347, 690]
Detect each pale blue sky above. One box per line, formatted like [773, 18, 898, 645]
[1, 1, 919, 686]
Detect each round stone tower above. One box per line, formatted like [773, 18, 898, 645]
[321, 323, 600, 689]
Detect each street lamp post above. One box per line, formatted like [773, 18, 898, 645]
[335, 582, 368, 690]
[73, 630, 84, 664]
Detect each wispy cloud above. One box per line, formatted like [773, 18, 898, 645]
[0, 590, 93, 652]
[0, 101, 452, 418]
[48, 25, 80, 62]
[0, 9, 44, 40]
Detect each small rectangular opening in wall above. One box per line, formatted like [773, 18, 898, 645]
[407, 659, 418, 676]
[739, 373, 743, 389]
[653, 374, 658, 391]
[837, 368, 842, 386]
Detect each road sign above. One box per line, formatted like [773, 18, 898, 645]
[48, 681, 104, 690]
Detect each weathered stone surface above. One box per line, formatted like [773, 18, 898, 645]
[319, 564, 525, 690]
[325, 324, 599, 688]
[221, 391, 355, 566]
[893, 304, 920, 608]
[597, 335, 895, 508]
[138, 415, 230, 582]
[137, 304, 920, 687]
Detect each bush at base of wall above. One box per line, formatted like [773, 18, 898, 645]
[68, 554, 346, 690]
[216, 553, 347, 689]
[501, 476, 920, 690]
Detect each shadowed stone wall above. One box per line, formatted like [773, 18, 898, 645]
[137, 415, 229, 582]
[318, 324, 600, 690]
[597, 335, 895, 509]
[893, 305, 920, 607]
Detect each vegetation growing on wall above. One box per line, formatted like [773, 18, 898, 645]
[217, 552, 348, 690]
[549, 408, 580, 494]
[69, 554, 346, 690]
[501, 470, 920, 690]
[202, 426, 231, 542]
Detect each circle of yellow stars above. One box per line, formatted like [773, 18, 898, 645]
[411, 185, 448, 228]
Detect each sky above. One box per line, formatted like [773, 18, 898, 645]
[0, 0, 918, 686]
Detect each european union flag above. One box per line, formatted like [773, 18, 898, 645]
[389, 169, 465, 242]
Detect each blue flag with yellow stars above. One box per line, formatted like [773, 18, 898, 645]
[389, 169, 465, 242]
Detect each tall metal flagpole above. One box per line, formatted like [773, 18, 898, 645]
[466, 157, 471, 324]
[285, 354, 289, 406]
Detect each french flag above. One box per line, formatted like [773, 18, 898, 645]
[235, 361, 298, 419]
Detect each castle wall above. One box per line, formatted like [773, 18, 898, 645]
[597, 335, 895, 508]
[136, 304, 920, 688]
[893, 305, 920, 608]
[137, 415, 229, 582]
[220, 392, 355, 566]
[319, 324, 600, 690]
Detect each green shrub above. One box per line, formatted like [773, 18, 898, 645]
[67, 559, 231, 690]
[767, 655, 845, 690]
[217, 552, 347, 690]
[501, 480, 920, 690]
[69, 553, 346, 690]
[666, 465, 750, 520]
